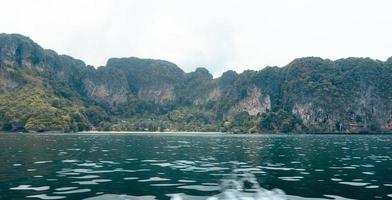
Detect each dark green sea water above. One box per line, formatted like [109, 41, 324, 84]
[0, 133, 391, 200]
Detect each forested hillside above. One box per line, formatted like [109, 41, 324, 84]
[1, 33, 392, 133]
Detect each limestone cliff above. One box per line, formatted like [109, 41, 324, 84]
[228, 87, 271, 117]
[138, 83, 176, 104]
[1, 34, 392, 133]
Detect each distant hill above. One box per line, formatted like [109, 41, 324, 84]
[1, 33, 392, 133]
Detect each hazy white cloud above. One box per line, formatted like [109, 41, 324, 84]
[1, 0, 392, 76]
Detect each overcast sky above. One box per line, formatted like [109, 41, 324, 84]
[1, 0, 392, 76]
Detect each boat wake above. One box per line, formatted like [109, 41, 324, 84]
[170, 173, 286, 200]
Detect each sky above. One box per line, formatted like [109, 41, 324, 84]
[1, 0, 392, 77]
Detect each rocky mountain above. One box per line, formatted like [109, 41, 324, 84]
[1, 33, 392, 133]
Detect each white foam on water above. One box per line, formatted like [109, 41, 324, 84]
[70, 168, 92, 173]
[70, 175, 100, 179]
[170, 172, 359, 200]
[59, 168, 137, 175]
[259, 166, 293, 171]
[142, 160, 166, 163]
[175, 160, 196, 165]
[26, 194, 65, 200]
[85, 194, 157, 200]
[123, 177, 139, 180]
[76, 163, 102, 167]
[67, 148, 81, 151]
[202, 183, 219, 186]
[151, 183, 183, 187]
[58, 172, 80, 175]
[72, 179, 112, 185]
[167, 193, 206, 200]
[54, 188, 91, 194]
[338, 181, 370, 186]
[100, 161, 119, 164]
[138, 177, 170, 182]
[10, 185, 50, 191]
[171, 189, 286, 200]
[34, 161, 53, 164]
[178, 179, 196, 183]
[323, 194, 355, 200]
[278, 176, 304, 182]
[55, 187, 78, 191]
[233, 168, 263, 173]
[151, 163, 172, 167]
[177, 185, 220, 192]
[134, 169, 151, 172]
[331, 178, 342, 182]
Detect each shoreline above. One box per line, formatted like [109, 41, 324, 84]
[77, 131, 225, 134]
[1, 131, 391, 136]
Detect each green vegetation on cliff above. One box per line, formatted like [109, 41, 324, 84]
[1, 33, 392, 133]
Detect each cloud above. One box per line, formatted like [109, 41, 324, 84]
[1, 0, 392, 77]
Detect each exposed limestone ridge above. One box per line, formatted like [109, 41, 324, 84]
[228, 86, 271, 118]
[193, 87, 222, 105]
[138, 83, 176, 105]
